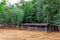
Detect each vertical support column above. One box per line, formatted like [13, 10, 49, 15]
[49, 26, 51, 32]
[45, 26, 48, 32]
[35, 25, 37, 31]
[27, 26, 30, 30]
[21, 26, 24, 30]
[47, 25, 51, 32]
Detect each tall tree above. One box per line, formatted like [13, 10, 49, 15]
[23, 1, 35, 23]
[0, 0, 6, 24]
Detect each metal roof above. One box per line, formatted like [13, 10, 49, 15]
[21, 23, 49, 26]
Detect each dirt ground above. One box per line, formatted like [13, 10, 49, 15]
[0, 29, 60, 40]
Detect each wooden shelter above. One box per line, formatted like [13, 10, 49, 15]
[21, 23, 51, 32]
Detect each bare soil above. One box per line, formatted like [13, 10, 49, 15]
[0, 29, 60, 40]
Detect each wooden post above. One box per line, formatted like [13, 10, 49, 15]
[35, 25, 37, 31]
[27, 26, 30, 30]
[21, 26, 24, 29]
[49, 26, 51, 32]
[45, 26, 47, 32]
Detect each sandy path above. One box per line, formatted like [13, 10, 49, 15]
[0, 29, 60, 40]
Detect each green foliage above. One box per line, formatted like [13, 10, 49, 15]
[43, 0, 60, 26]
[3, 7, 24, 26]
[0, 0, 6, 13]
[0, 0, 60, 27]
[23, 2, 36, 23]
[0, 0, 6, 24]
